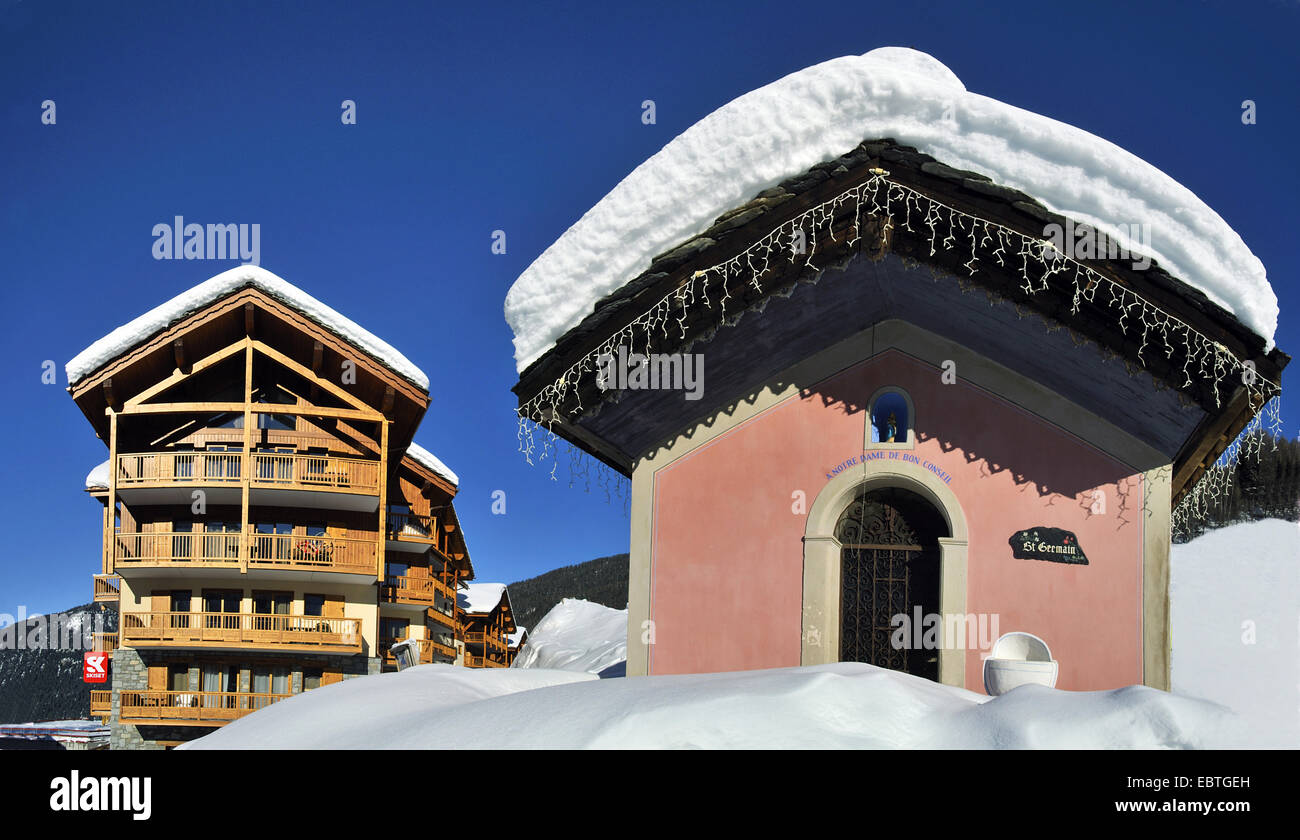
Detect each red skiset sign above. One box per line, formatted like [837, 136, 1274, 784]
[83, 652, 108, 683]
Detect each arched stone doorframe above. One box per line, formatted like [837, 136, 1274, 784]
[802, 463, 971, 687]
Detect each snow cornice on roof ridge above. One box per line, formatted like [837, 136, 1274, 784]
[65, 265, 431, 392]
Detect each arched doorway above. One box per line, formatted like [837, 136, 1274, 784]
[835, 487, 948, 680]
[802, 462, 969, 686]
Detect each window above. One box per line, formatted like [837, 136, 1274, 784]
[172, 521, 193, 561]
[252, 591, 292, 615]
[202, 445, 241, 481]
[169, 591, 191, 629]
[302, 668, 323, 691]
[168, 665, 190, 692]
[303, 594, 325, 617]
[201, 664, 237, 707]
[202, 521, 240, 560]
[203, 590, 241, 630]
[387, 561, 409, 587]
[304, 448, 330, 483]
[380, 617, 409, 644]
[251, 666, 291, 696]
[256, 446, 294, 481]
[173, 445, 194, 479]
[254, 522, 292, 560]
[867, 388, 914, 447]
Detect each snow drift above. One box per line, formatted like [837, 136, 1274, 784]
[505, 46, 1277, 372]
[183, 661, 1254, 749]
[511, 598, 627, 675]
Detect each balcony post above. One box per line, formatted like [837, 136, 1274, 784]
[240, 340, 253, 575]
[106, 410, 117, 575]
[377, 419, 389, 583]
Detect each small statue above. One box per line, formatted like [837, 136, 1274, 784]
[885, 411, 898, 443]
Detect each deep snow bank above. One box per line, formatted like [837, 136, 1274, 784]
[183, 662, 1251, 749]
[179, 666, 594, 750]
[1170, 518, 1299, 746]
[511, 598, 627, 675]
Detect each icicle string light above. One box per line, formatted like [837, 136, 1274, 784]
[515, 172, 1282, 517]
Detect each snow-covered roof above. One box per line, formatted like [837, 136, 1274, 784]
[508, 626, 527, 647]
[505, 47, 1278, 373]
[66, 265, 430, 391]
[85, 459, 109, 490]
[458, 582, 508, 615]
[405, 442, 459, 487]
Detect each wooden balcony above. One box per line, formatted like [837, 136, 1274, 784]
[248, 532, 375, 574]
[113, 451, 381, 507]
[93, 574, 121, 603]
[89, 690, 111, 719]
[386, 511, 439, 552]
[118, 690, 289, 726]
[113, 530, 376, 576]
[381, 575, 437, 606]
[464, 653, 508, 668]
[463, 630, 508, 651]
[92, 632, 117, 653]
[120, 612, 362, 654]
[419, 637, 456, 662]
[426, 605, 458, 630]
[380, 636, 455, 666]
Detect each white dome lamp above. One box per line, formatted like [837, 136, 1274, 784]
[983, 631, 1059, 696]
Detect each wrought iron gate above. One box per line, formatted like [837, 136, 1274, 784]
[837, 489, 941, 677]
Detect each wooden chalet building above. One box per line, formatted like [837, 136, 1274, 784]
[507, 49, 1288, 691]
[72, 266, 474, 748]
[457, 583, 515, 668]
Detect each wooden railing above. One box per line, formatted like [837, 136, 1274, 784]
[429, 576, 458, 600]
[115, 451, 380, 494]
[92, 632, 117, 653]
[381, 575, 438, 606]
[250, 453, 379, 493]
[248, 532, 375, 574]
[112, 530, 376, 575]
[463, 631, 507, 650]
[120, 612, 361, 652]
[117, 451, 243, 484]
[426, 605, 458, 629]
[419, 637, 456, 662]
[116, 531, 241, 566]
[118, 690, 289, 724]
[89, 690, 111, 717]
[93, 574, 121, 602]
[386, 511, 438, 543]
[464, 653, 508, 668]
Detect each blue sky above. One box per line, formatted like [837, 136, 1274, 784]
[1, 0, 1296, 615]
